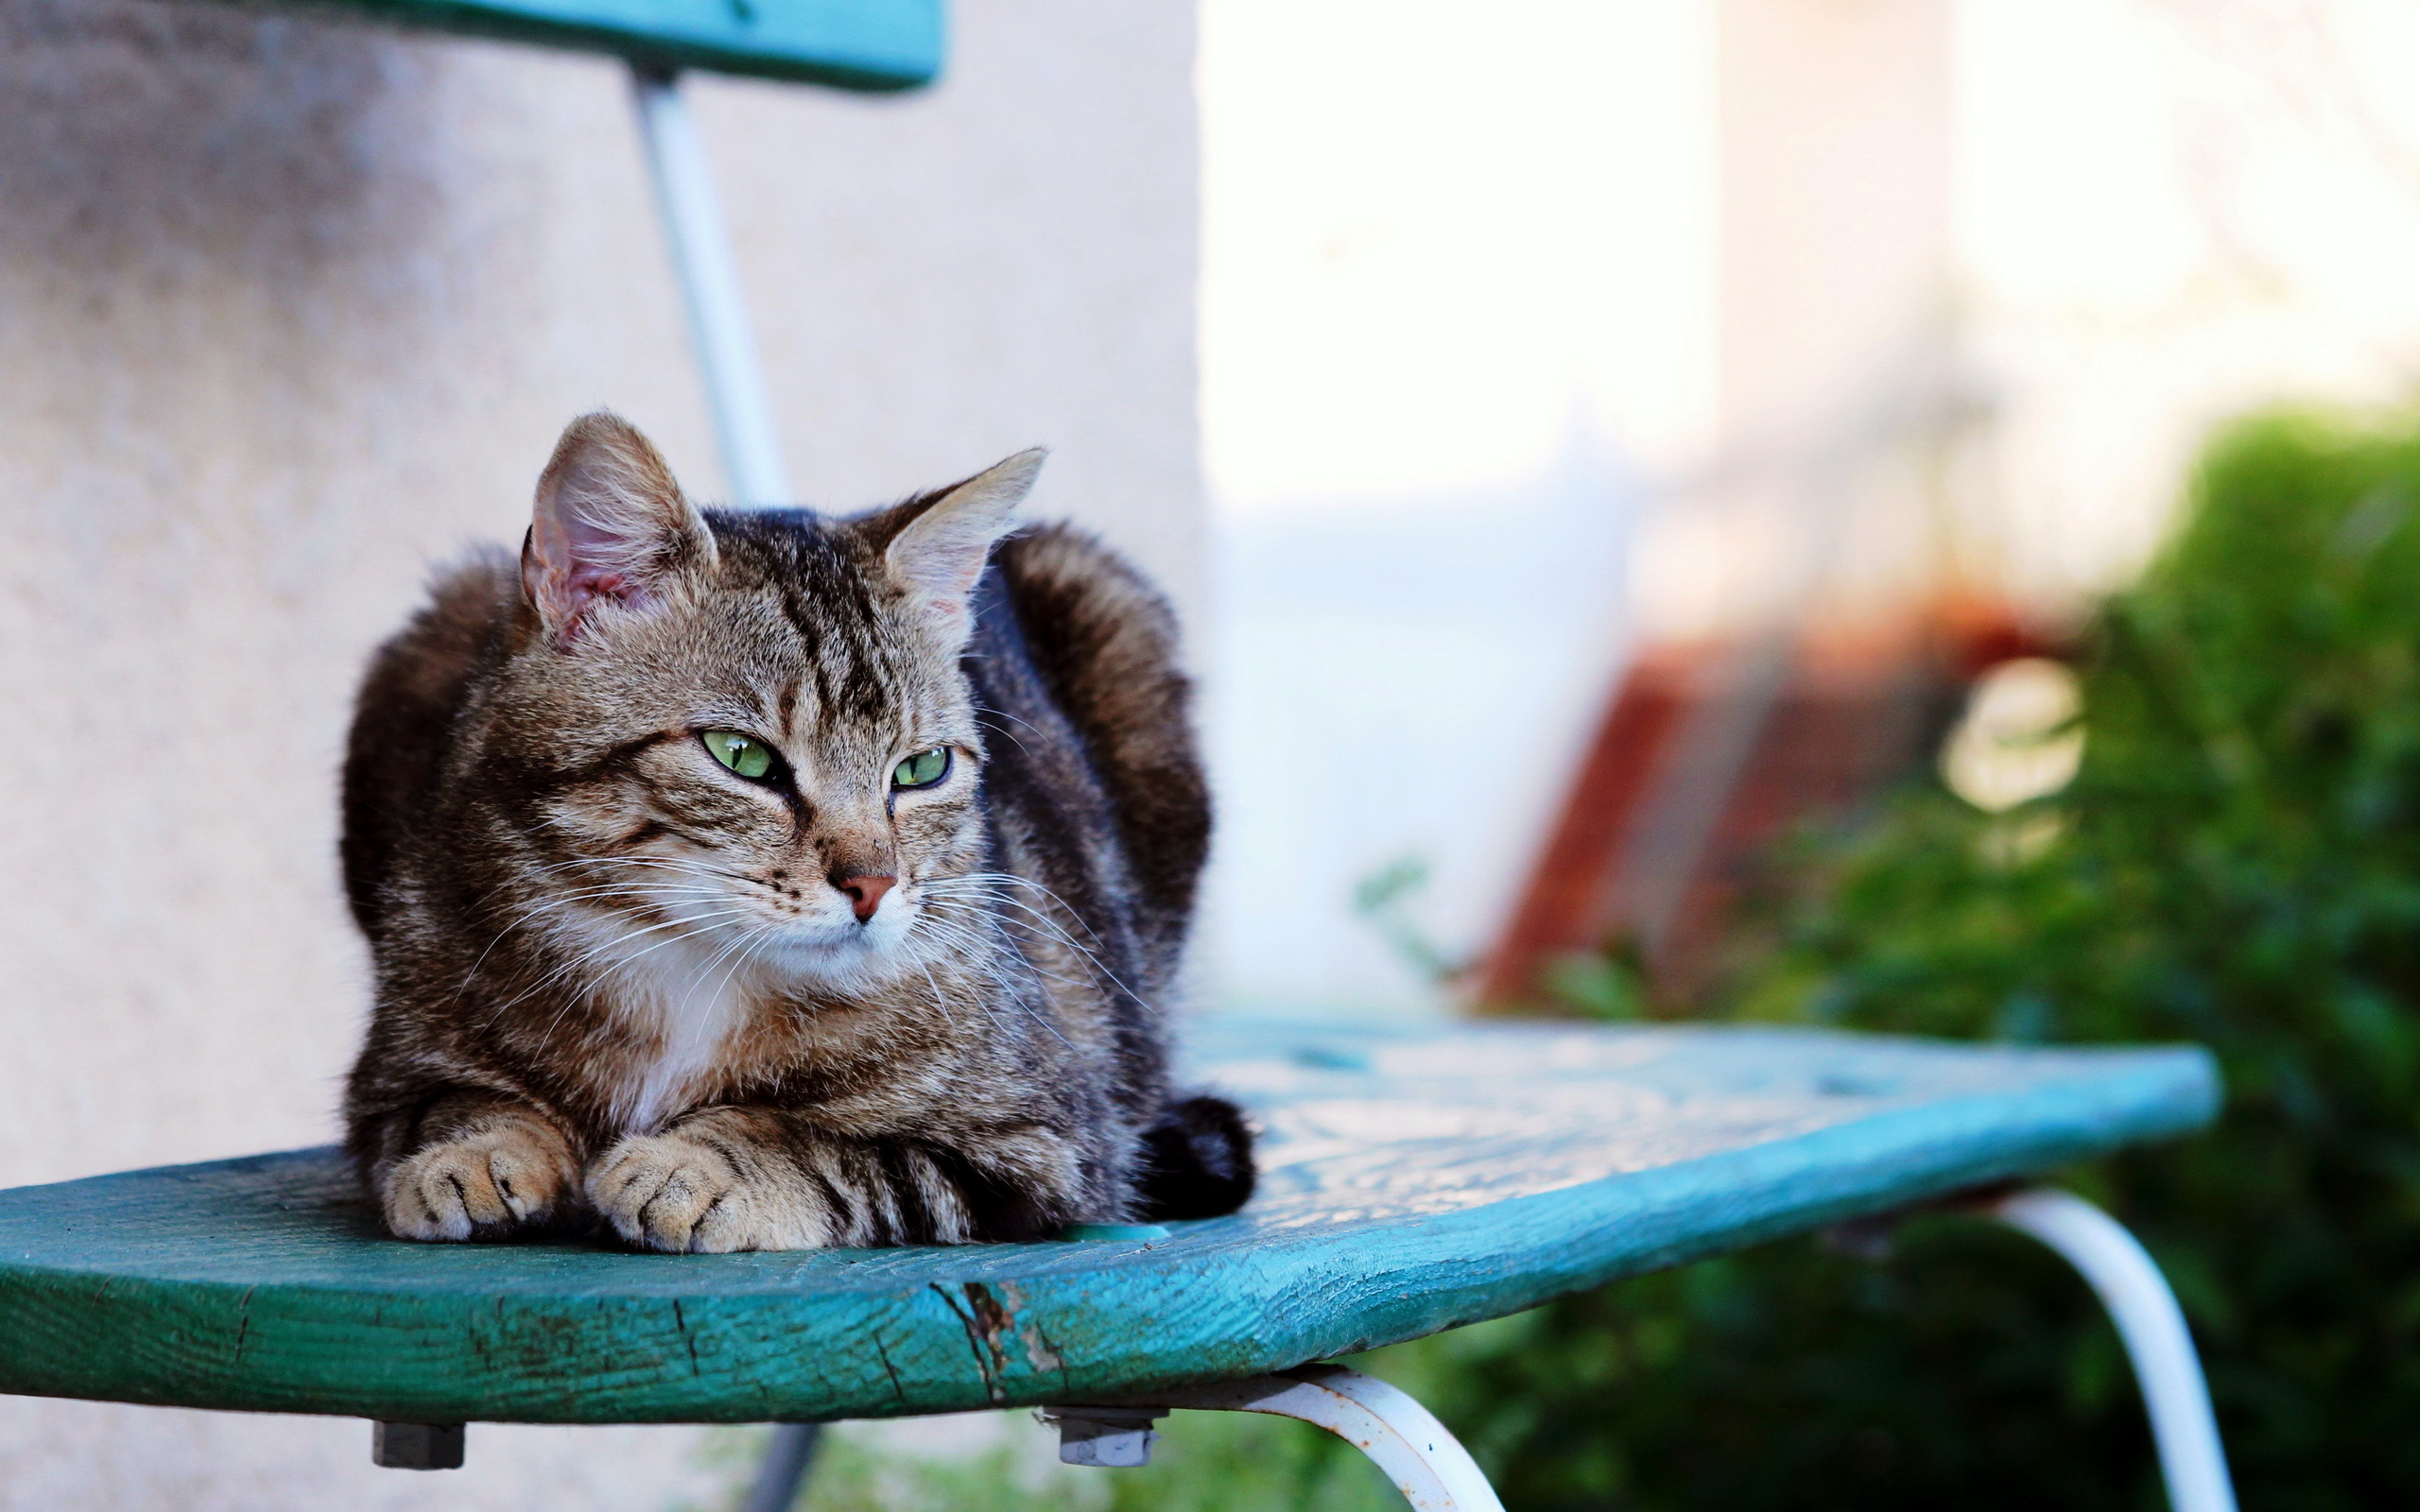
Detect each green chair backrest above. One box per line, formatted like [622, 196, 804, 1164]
[262, 0, 941, 89]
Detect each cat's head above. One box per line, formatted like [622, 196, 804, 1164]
[483, 411, 1041, 992]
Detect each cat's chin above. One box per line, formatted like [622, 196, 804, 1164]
[752, 922, 910, 992]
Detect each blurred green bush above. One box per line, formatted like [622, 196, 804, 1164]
[1383, 406, 2420, 1509]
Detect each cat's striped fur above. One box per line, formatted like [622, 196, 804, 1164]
[339, 413, 1252, 1251]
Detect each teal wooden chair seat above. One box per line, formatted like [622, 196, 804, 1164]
[0, 1022, 2231, 1510]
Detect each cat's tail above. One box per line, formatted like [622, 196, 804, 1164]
[1134, 1093, 1257, 1221]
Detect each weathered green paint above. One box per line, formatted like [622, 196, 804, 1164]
[203, 0, 942, 90]
[0, 1022, 2219, 1424]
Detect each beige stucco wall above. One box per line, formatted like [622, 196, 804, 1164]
[0, 0, 1199, 1502]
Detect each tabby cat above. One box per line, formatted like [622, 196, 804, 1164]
[339, 413, 1253, 1251]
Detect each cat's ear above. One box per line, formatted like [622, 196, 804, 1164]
[521, 412, 716, 645]
[882, 448, 1046, 640]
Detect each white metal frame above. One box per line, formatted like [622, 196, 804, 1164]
[1047, 1365, 1505, 1511]
[612, 75, 2234, 1512]
[1984, 1190, 2238, 1512]
[1012, 1193, 2241, 1512]
[629, 67, 793, 508]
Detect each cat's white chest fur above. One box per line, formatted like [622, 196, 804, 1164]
[562, 911, 757, 1134]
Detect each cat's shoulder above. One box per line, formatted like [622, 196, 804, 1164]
[361, 547, 522, 714]
[340, 548, 520, 931]
[984, 521, 1207, 972]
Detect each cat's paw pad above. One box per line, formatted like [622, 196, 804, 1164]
[384, 1124, 577, 1241]
[586, 1131, 826, 1253]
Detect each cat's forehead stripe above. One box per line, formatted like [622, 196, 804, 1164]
[700, 515, 913, 741]
[774, 671, 801, 741]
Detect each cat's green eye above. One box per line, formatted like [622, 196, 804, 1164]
[701, 730, 774, 781]
[893, 747, 951, 789]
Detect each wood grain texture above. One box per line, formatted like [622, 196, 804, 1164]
[172, 0, 943, 90]
[0, 1022, 2218, 1424]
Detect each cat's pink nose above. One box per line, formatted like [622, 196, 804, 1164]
[837, 874, 895, 922]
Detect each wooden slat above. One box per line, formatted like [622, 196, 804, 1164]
[0, 1022, 2217, 1424]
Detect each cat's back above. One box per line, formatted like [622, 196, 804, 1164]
[340, 549, 521, 939]
[982, 524, 1210, 991]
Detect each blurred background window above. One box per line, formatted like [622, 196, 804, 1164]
[1198, 0, 2420, 1019]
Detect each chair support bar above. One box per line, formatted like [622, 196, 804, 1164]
[1983, 1189, 2238, 1512]
[1036, 1402, 1167, 1467]
[628, 66, 794, 508]
[1050, 1365, 1506, 1512]
[740, 1422, 823, 1512]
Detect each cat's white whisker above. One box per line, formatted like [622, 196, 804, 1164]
[919, 884, 1147, 1010]
[912, 902, 1067, 980]
[481, 904, 762, 1028]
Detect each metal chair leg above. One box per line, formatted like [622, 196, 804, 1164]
[626, 64, 793, 509]
[1046, 1364, 1505, 1512]
[1985, 1189, 2238, 1512]
[741, 1422, 823, 1512]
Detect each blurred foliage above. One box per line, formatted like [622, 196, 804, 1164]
[1539, 948, 1650, 1022]
[1352, 853, 1470, 987]
[1416, 405, 2420, 1509]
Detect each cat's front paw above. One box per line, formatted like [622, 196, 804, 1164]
[586, 1129, 829, 1253]
[383, 1120, 579, 1241]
